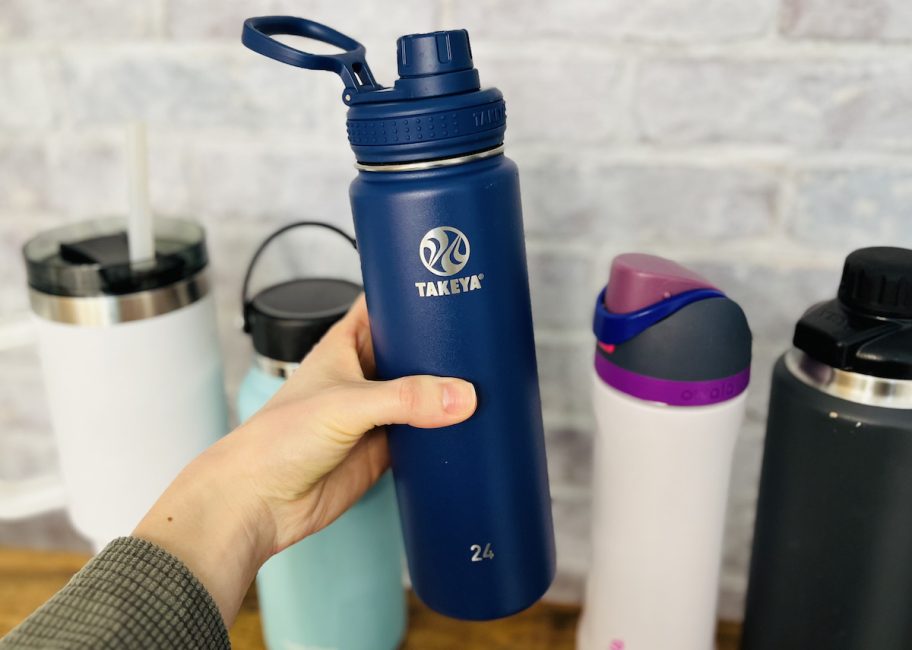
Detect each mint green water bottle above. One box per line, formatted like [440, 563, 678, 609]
[237, 222, 406, 650]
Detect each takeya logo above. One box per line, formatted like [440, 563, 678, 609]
[415, 274, 484, 297]
[416, 226, 485, 297]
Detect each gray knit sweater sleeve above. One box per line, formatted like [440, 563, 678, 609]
[0, 537, 230, 650]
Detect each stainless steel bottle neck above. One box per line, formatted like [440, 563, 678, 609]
[353, 144, 504, 173]
[785, 348, 912, 409]
[29, 270, 210, 326]
[254, 354, 299, 379]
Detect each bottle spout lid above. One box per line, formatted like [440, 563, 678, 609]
[397, 31, 474, 77]
[391, 30, 480, 99]
[242, 15, 505, 164]
[593, 253, 752, 406]
[605, 253, 718, 313]
[242, 17, 479, 105]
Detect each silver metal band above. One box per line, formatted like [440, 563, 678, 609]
[785, 348, 912, 409]
[29, 271, 210, 326]
[255, 354, 299, 379]
[354, 145, 505, 172]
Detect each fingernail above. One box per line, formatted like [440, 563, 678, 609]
[442, 381, 476, 415]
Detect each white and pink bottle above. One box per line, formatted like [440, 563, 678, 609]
[578, 254, 752, 650]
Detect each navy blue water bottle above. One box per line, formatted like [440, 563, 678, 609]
[242, 17, 556, 620]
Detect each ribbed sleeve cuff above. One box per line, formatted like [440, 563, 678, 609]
[1, 536, 230, 650]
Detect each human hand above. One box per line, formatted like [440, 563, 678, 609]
[133, 295, 477, 625]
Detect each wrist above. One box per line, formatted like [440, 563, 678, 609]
[133, 440, 275, 626]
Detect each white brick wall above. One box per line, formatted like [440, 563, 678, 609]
[781, 0, 912, 41]
[1, 0, 910, 621]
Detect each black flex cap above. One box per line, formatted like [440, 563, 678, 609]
[795, 247, 912, 379]
[246, 278, 362, 364]
[23, 217, 207, 297]
[838, 247, 912, 318]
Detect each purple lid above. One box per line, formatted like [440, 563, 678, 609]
[594, 253, 752, 407]
[605, 253, 717, 314]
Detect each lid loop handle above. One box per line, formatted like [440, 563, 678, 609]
[242, 16, 382, 103]
[241, 221, 358, 333]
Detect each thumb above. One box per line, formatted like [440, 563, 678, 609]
[324, 375, 477, 436]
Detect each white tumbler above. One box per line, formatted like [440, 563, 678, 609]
[15, 216, 228, 550]
[578, 254, 752, 650]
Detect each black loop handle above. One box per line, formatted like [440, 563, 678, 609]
[241, 221, 358, 332]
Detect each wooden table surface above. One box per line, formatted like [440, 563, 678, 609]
[0, 546, 741, 649]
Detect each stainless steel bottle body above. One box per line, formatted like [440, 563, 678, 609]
[350, 154, 556, 620]
[742, 352, 912, 650]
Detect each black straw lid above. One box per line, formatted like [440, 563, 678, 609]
[242, 222, 361, 364]
[23, 217, 207, 297]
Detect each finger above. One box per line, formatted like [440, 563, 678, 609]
[322, 293, 369, 346]
[278, 296, 371, 397]
[330, 294, 376, 377]
[354, 315, 377, 379]
[319, 375, 477, 436]
[311, 294, 375, 375]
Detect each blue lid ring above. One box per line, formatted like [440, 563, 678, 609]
[593, 287, 726, 346]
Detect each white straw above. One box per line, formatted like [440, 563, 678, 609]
[126, 122, 155, 264]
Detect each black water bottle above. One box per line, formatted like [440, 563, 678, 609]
[742, 247, 912, 649]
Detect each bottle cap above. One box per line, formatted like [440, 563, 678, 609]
[241, 17, 506, 164]
[605, 253, 717, 313]
[241, 221, 361, 364]
[246, 278, 361, 364]
[593, 253, 752, 406]
[397, 30, 475, 79]
[838, 247, 912, 319]
[795, 246, 912, 379]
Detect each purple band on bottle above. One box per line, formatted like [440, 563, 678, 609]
[595, 354, 750, 406]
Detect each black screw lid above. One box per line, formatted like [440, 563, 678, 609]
[246, 278, 361, 364]
[794, 246, 912, 379]
[837, 247, 912, 319]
